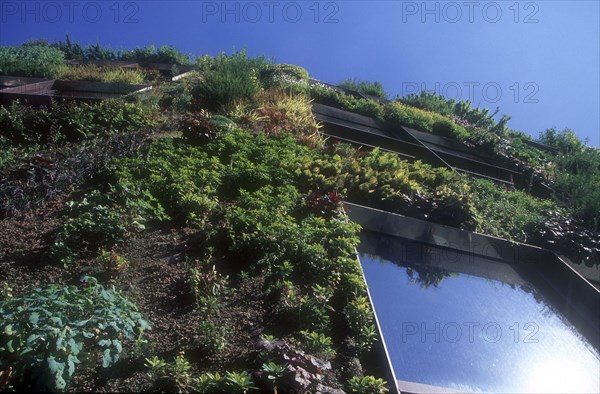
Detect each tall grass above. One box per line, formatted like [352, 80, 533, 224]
[56, 64, 147, 84]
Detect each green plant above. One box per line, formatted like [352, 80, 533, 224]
[261, 361, 287, 393]
[0, 44, 64, 77]
[198, 320, 229, 353]
[145, 352, 193, 392]
[469, 178, 556, 241]
[98, 249, 130, 274]
[339, 78, 387, 99]
[260, 63, 309, 88]
[347, 376, 389, 394]
[121, 44, 193, 65]
[0, 276, 151, 391]
[224, 371, 257, 393]
[299, 331, 335, 359]
[400, 90, 511, 135]
[192, 49, 270, 110]
[344, 295, 377, 352]
[1, 283, 12, 299]
[188, 260, 229, 313]
[193, 371, 225, 393]
[0, 99, 155, 146]
[51, 191, 130, 265]
[56, 64, 147, 84]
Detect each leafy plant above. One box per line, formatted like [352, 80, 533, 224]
[469, 178, 556, 241]
[348, 375, 389, 394]
[300, 331, 335, 359]
[198, 320, 229, 353]
[344, 295, 377, 352]
[193, 371, 225, 393]
[51, 190, 130, 265]
[224, 371, 257, 393]
[145, 352, 193, 392]
[98, 249, 130, 275]
[188, 259, 229, 314]
[260, 63, 309, 88]
[181, 113, 236, 145]
[261, 361, 287, 394]
[0, 277, 151, 391]
[121, 44, 193, 65]
[193, 49, 270, 110]
[339, 78, 387, 99]
[0, 44, 64, 77]
[0, 99, 155, 146]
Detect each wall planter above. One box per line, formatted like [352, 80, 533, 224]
[0, 79, 151, 106]
[313, 103, 519, 186]
[65, 59, 196, 81]
[0, 76, 50, 90]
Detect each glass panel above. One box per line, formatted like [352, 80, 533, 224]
[358, 232, 600, 393]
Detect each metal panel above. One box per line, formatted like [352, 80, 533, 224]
[0, 79, 151, 106]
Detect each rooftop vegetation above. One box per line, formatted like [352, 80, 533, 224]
[0, 41, 598, 392]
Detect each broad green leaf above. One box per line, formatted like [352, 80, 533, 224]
[47, 356, 65, 374]
[73, 319, 90, 327]
[67, 359, 75, 377]
[68, 338, 82, 356]
[113, 339, 122, 353]
[138, 319, 151, 331]
[29, 311, 40, 325]
[102, 349, 112, 368]
[55, 374, 67, 390]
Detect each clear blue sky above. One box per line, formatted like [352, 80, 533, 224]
[1, 1, 599, 146]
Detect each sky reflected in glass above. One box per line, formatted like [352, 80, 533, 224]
[359, 236, 600, 393]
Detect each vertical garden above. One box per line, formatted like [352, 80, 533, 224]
[0, 41, 598, 393]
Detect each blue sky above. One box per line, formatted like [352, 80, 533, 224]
[1, 1, 599, 146]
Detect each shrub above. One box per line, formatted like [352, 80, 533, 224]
[224, 371, 257, 393]
[400, 91, 511, 134]
[469, 178, 557, 241]
[181, 114, 236, 145]
[0, 45, 64, 77]
[347, 376, 389, 394]
[51, 190, 130, 265]
[538, 127, 583, 154]
[121, 44, 193, 65]
[383, 102, 469, 140]
[111, 138, 223, 224]
[339, 78, 387, 99]
[145, 353, 193, 392]
[0, 277, 151, 391]
[193, 50, 271, 110]
[0, 100, 155, 146]
[552, 149, 600, 232]
[254, 90, 322, 145]
[260, 63, 309, 88]
[344, 296, 377, 352]
[300, 330, 335, 359]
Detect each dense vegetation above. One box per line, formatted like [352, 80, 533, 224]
[0, 45, 65, 78]
[0, 38, 191, 81]
[0, 41, 598, 393]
